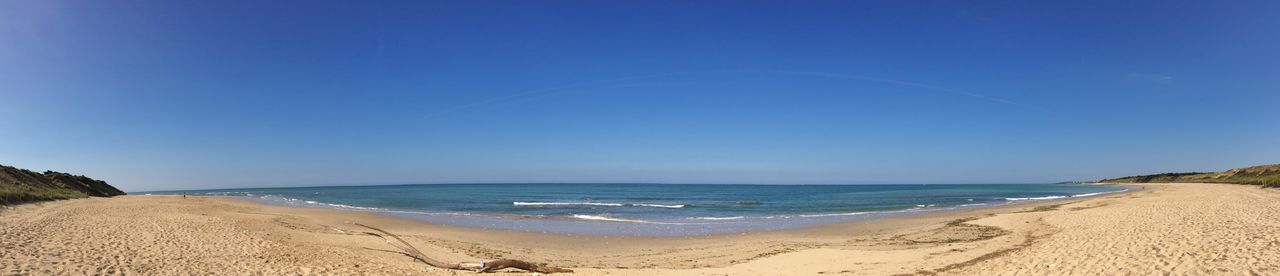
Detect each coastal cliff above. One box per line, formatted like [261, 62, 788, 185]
[1100, 164, 1280, 188]
[0, 164, 125, 205]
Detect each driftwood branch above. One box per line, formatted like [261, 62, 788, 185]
[349, 222, 573, 274]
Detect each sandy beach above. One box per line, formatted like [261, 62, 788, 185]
[2, 183, 1277, 275]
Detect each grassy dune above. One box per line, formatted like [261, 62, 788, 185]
[1, 164, 123, 206]
[0, 185, 87, 205]
[1101, 164, 1280, 188]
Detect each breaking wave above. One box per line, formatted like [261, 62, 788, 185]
[691, 216, 744, 220]
[514, 202, 685, 208]
[1006, 189, 1127, 201]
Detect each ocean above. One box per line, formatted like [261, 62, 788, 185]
[151, 183, 1125, 236]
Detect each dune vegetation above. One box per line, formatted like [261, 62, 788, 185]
[1100, 164, 1280, 188]
[0, 164, 125, 206]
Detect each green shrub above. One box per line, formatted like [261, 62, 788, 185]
[1100, 164, 1280, 187]
[0, 186, 87, 206]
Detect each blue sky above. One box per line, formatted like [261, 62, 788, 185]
[1, 1, 1277, 192]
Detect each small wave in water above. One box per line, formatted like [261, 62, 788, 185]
[257, 195, 387, 211]
[514, 202, 684, 208]
[1005, 195, 1068, 201]
[1006, 189, 1126, 201]
[567, 214, 704, 225]
[799, 211, 872, 218]
[1070, 191, 1114, 198]
[514, 202, 623, 207]
[691, 216, 744, 220]
[569, 214, 650, 223]
[631, 203, 686, 208]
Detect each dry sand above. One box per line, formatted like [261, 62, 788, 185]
[2, 183, 1277, 275]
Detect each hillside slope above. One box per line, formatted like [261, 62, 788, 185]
[1100, 164, 1280, 188]
[1, 164, 126, 205]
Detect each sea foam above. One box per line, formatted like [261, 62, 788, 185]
[570, 214, 651, 223]
[1005, 195, 1068, 201]
[631, 203, 686, 208]
[514, 202, 623, 207]
[692, 216, 745, 220]
[799, 211, 871, 218]
[1007, 189, 1127, 201]
[514, 202, 685, 208]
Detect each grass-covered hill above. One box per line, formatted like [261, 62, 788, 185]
[1100, 164, 1280, 188]
[1, 164, 126, 205]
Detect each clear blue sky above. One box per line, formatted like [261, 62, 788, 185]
[2, 1, 1277, 192]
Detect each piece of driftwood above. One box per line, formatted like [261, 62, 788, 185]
[350, 222, 573, 274]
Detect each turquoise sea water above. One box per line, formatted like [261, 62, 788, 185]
[151, 183, 1124, 236]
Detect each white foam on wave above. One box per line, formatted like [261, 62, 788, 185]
[799, 211, 871, 218]
[514, 202, 624, 207]
[383, 210, 475, 216]
[513, 202, 684, 208]
[569, 214, 711, 225]
[1005, 195, 1068, 201]
[632, 203, 686, 208]
[1007, 189, 1127, 201]
[798, 206, 944, 218]
[570, 214, 655, 224]
[692, 216, 744, 220]
[1070, 189, 1125, 198]
[255, 195, 386, 211]
[316, 202, 385, 211]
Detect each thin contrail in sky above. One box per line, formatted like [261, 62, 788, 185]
[421, 70, 1046, 119]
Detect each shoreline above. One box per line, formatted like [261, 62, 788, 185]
[230, 190, 1105, 239]
[4, 183, 1277, 275]
[209, 184, 1132, 237]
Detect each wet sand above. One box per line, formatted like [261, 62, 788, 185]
[2, 183, 1277, 275]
